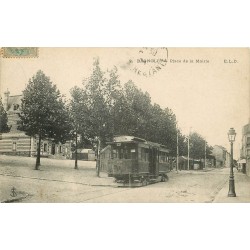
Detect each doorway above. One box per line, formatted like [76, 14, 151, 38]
[149, 147, 158, 175]
[51, 144, 55, 155]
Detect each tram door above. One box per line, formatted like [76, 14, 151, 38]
[149, 147, 158, 175]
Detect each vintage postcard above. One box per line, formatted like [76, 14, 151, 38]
[0, 47, 249, 203]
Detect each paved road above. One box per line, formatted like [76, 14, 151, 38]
[82, 169, 229, 202]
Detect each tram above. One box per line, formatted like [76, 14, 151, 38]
[100, 136, 172, 187]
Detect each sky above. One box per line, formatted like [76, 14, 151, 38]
[0, 47, 249, 158]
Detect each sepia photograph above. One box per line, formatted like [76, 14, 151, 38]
[1, 1, 250, 250]
[0, 47, 249, 203]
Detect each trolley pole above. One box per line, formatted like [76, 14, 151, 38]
[204, 141, 206, 170]
[74, 131, 78, 170]
[188, 134, 190, 170]
[187, 127, 192, 171]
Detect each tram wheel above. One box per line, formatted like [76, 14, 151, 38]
[161, 175, 169, 182]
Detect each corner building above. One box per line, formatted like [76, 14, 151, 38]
[0, 90, 71, 159]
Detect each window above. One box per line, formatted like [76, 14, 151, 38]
[145, 149, 149, 161]
[160, 152, 167, 162]
[13, 104, 19, 111]
[12, 142, 17, 151]
[120, 149, 124, 159]
[131, 149, 136, 159]
[141, 148, 149, 161]
[124, 148, 132, 159]
[141, 148, 144, 161]
[44, 143, 48, 152]
[59, 146, 62, 153]
[111, 145, 137, 160]
[112, 149, 117, 159]
[247, 137, 250, 146]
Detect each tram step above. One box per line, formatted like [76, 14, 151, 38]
[149, 179, 158, 182]
[133, 180, 141, 183]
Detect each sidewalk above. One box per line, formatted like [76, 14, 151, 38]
[0, 155, 117, 202]
[0, 172, 115, 203]
[213, 171, 250, 203]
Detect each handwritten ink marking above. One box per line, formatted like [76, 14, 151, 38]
[11, 187, 17, 197]
[121, 48, 168, 77]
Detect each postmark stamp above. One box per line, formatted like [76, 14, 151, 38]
[120, 47, 168, 77]
[1, 47, 38, 58]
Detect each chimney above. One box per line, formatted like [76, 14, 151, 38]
[3, 89, 10, 111]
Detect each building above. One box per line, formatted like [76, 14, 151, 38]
[212, 145, 230, 168]
[0, 90, 72, 159]
[240, 123, 250, 176]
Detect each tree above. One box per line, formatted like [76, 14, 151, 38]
[70, 86, 91, 169]
[178, 133, 188, 156]
[123, 81, 152, 138]
[71, 58, 210, 172]
[0, 98, 10, 133]
[189, 132, 205, 160]
[19, 70, 72, 170]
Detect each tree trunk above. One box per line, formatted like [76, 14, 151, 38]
[96, 139, 100, 177]
[35, 135, 41, 170]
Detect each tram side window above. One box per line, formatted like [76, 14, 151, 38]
[140, 148, 143, 161]
[160, 152, 167, 163]
[112, 149, 117, 159]
[141, 148, 145, 161]
[163, 152, 166, 162]
[120, 149, 124, 159]
[145, 149, 149, 161]
[141, 148, 149, 161]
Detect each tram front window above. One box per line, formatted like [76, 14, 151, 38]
[112, 149, 117, 159]
[124, 149, 131, 159]
[112, 145, 136, 159]
[131, 149, 136, 159]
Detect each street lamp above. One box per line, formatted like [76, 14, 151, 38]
[204, 141, 207, 170]
[176, 125, 179, 173]
[227, 127, 236, 197]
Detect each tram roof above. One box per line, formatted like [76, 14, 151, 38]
[109, 135, 169, 151]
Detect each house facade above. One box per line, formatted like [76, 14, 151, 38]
[240, 123, 250, 176]
[212, 145, 230, 168]
[0, 90, 72, 159]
